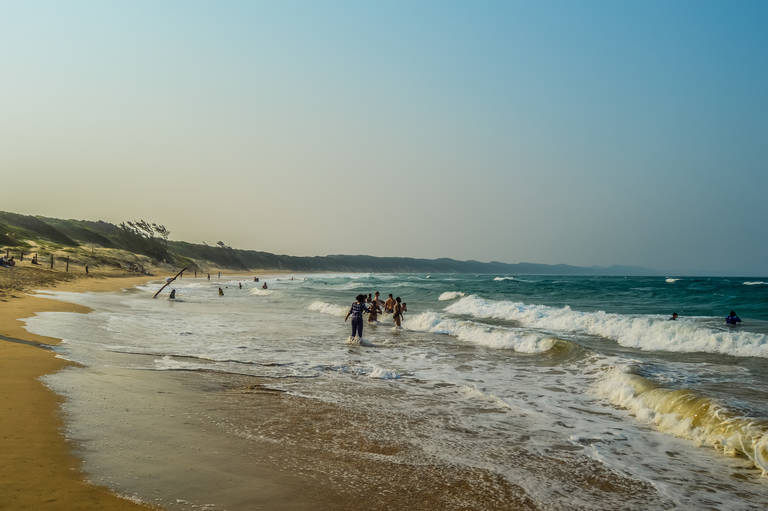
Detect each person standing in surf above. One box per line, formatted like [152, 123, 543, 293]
[393, 297, 404, 327]
[384, 294, 395, 314]
[368, 298, 382, 324]
[345, 294, 369, 340]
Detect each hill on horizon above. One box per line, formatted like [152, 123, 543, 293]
[0, 211, 655, 275]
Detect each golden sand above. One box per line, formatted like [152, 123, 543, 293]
[0, 273, 156, 510]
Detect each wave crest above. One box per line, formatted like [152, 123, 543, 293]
[438, 291, 465, 301]
[596, 367, 768, 474]
[445, 295, 768, 358]
[308, 301, 348, 317]
[404, 311, 556, 353]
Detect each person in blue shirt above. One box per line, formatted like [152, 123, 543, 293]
[345, 294, 369, 339]
[726, 310, 742, 325]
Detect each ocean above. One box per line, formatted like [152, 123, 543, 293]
[26, 273, 768, 509]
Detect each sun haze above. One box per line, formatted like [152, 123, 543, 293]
[2, 1, 766, 275]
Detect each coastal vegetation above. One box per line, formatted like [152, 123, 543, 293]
[0, 211, 651, 275]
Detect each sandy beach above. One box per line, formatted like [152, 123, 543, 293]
[0, 267, 301, 510]
[0, 273, 156, 510]
[1, 270, 539, 510]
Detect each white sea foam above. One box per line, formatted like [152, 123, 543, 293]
[493, 276, 515, 281]
[665, 278, 680, 283]
[458, 384, 513, 410]
[248, 288, 274, 296]
[596, 367, 768, 474]
[368, 365, 401, 379]
[744, 281, 768, 286]
[308, 301, 348, 317]
[153, 355, 208, 371]
[445, 295, 768, 358]
[438, 291, 465, 301]
[404, 311, 556, 353]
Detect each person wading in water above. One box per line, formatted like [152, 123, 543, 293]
[345, 294, 369, 340]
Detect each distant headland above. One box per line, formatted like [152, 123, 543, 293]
[0, 211, 653, 275]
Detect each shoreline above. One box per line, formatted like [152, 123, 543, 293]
[4, 269, 728, 509]
[0, 268, 347, 510]
[3, 270, 540, 510]
[0, 274, 159, 510]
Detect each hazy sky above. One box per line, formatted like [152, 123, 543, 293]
[2, 1, 766, 274]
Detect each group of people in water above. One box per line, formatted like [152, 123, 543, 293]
[345, 291, 407, 339]
[669, 310, 743, 325]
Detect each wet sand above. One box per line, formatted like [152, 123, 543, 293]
[47, 361, 537, 511]
[0, 275, 157, 510]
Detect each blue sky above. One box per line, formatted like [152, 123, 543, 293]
[1, 1, 766, 274]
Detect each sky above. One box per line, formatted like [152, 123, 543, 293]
[1, 0, 766, 275]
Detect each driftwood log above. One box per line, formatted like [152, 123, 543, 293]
[153, 267, 187, 298]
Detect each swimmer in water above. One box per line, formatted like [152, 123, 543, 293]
[262, 282, 268, 289]
[218, 287, 224, 296]
[669, 312, 678, 320]
[169, 289, 176, 299]
[726, 310, 742, 325]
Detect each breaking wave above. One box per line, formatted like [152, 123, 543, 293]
[744, 281, 768, 286]
[438, 291, 465, 301]
[249, 289, 273, 296]
[445, 295, 768, 358]
[665, 278, 680, 283]
[308, 301, 348, 317]
[597, 367, 768, 474]
[404, 311, 556, 353]
[493, 276, 515, 281]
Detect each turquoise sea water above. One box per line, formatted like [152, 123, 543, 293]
[27, 273, 768, 509]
